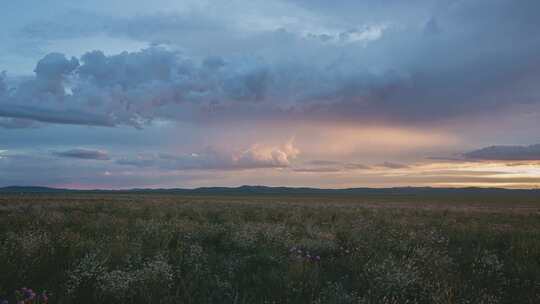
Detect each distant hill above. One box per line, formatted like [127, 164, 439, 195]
[0, 186, 72, 193]
[1, 185, 539, 196]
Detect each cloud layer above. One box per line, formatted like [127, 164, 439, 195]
[53, 148, 110, 160]
[117, 141, 299, 170]
[465, 144, 540, 161]
[2, 0, 540, 129]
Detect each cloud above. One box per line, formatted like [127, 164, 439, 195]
[0, 105, 115, 126]
[293, 160, 371, 173]
[377, 162, 410, 169]
[0, 118, 38, 129]
[0, 71, 6, 96]
[464, 144, 540, 161]
[0, 47, 283, 127]
[307, 160, 342, 166]
[33, 53, 79, 95]
[343, 163, 371, 170]
[0, 151, 202, 189]
[77, 48, 176, 89]
[117, 141, 299, 171]
[2, 0, 540, 129]
[235, 142, 298, 169]
[293, 167, 342, 173]
[52, 148, 110, 160]
[0, 52, 120, 127]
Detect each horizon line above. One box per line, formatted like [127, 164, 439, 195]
[1, 184, 539, 192]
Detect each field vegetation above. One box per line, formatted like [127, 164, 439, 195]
[0, 192, 539, 303]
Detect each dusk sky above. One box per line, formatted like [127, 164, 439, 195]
[1, 0, 540, 189]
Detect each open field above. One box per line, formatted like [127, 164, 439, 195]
[0, 192, 539, 303]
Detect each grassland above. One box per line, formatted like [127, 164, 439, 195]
[0, 192, 539, 303]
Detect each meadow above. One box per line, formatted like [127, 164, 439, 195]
[0, 192, 539, 303]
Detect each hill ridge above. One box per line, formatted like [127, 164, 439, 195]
[1, 185, 539, 194]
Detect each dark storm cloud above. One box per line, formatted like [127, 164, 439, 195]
[282, 0, 540, 122]
[0, 105, 115, 127]
[1, 47, 283, 127]
[464, 144, 540, 161]
[53, 148, 110, 160]
[0, 53, 118, 127]
[77, 49, 176, 88]
[2, 0, 540, 128]
[33, 53, 79, 93]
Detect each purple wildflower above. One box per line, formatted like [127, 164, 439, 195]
[41, 291, 49, 303]
[22, 288, 35, 301]
[307, 255, 321, 262]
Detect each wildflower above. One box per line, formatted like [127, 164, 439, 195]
[41, 292, 48, 303]
[21, 288, 35, 301]
[308, 255, 321, 262]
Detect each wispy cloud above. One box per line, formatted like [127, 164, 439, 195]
[464, 144, 540, 161]
[376, 162, 410, 169]
[53, 148, 110, 160]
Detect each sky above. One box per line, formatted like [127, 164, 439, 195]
[1, 0, 540, 189]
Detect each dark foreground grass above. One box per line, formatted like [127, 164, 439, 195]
[0, 193, 539, 303]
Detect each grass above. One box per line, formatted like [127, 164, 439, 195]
[0, 193, 539, 303]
